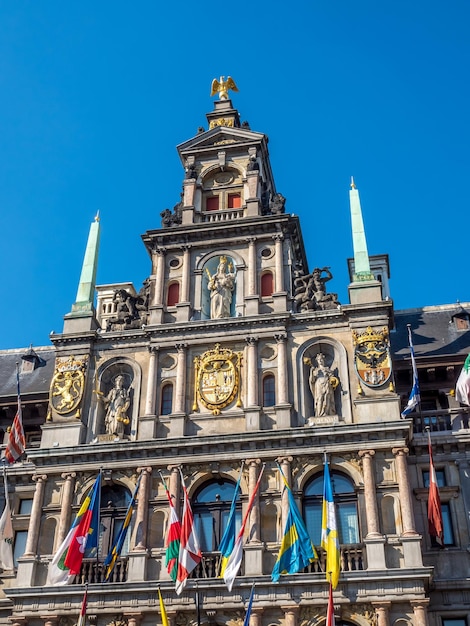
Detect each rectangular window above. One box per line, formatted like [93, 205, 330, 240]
[443, 619, 467, 626]
[338, 502, 360, 544]
[13, 530, 28, 566]
[228, 193, 241, 209]
[423, 469, 446, 488]
[19, 499, 33, 515]
[206, 196, 219, 211]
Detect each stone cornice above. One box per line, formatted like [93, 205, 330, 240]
[5, 567, 434, 618]
[27, 421, 411, 471]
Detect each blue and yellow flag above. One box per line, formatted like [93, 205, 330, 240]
[321, 460, 340, 589]
[271, 467, 317, 582]
[104, 474, 142, 581]
[218, 463, 243, 577]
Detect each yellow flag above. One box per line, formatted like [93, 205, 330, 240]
[158, 588, 169, 626]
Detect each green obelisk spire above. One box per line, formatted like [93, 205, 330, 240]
[349, 177, 374, 281]
[62, 213, 101, 333]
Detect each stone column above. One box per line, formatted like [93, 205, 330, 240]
[372, 602, 391, 626]
[153, 248, 166, 306]
[24, 475, 47, 557]
[123, 614, 142, 626]
[244, 459, 263, 575]
[393, 447, 422, 567]
[358, 450, 381, 537]
[250, 609, 263, 626]
[247, 238, 257, 296]
[57, 473, 76, 545]
[274, 333, 291, 429]
[273, 234, 284, 293]
[410, 600, 430, 626]
[133, 467, 152, 550]
[392, 448, 418, 536]
[245, 337, 260, 431]
[282, 606, 298, 626]
[144, 347, 159, 416]
[174, 344, 187, 414]
[150, 247, 166, 325]
[274, 334, 288, 405]
[246, 337, 259, 407]
[359, 449, 386, 569]
[168, 465, 181, 516]
[247, 459, 262, 542]
[278, 457, 293, 530]
[181, 245, 191, 303]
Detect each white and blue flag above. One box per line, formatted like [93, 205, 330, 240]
[401, 325, 420, 418]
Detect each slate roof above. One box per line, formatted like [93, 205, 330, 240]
[0, 346, 55, 399]
[391, 302, 470, 361]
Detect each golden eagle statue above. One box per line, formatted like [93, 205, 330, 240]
[210, 76, 239, 100]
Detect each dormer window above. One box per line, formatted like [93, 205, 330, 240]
[453, 313, 470, 330]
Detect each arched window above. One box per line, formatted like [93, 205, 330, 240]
[99, 484, 132, 559]
[261, 272, 274, 297]
[167, 282, 180, 307]
[193, 479, 241, 552]
[161, 384, 173, 416]
[303, 472, 360, 545]
[263, 374, 276, 407]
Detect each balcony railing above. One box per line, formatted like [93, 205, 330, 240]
[413, 408, 470, 434]
[306, 545, 364, 574]
[191, 552, 234, 579]
[74, 558, 128, 584]
[202, 209, 244, 223]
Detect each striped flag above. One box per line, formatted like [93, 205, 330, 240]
[160, 472, 181, 582]
[104, 474, 142, 581]
[3, 367, 25, 464]
[401, 325, 421, 418]
[158, 588, 169, 626]
[223, 465, 265, 591]
[175, 471, 201, 595]
[427, 432, 444, 546]
[326, 581, 335, 626]
[271, 465, 317, 582]
[218, 463, 243, 578]
[77, 585, 88, 626]
[321, 459, 340, 589]
[47, 474, 101, 585]
[0, 470, 14, 570]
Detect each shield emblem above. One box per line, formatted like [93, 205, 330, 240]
[352, 326, 392, 388]
[194, 344, 243, 414]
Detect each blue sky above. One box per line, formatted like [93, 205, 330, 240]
[0, 1, 468, 350]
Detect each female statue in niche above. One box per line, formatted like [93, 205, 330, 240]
[206, 256, 237, 319]
[308, 353, 337, 417]
[98, 374, 131, 438]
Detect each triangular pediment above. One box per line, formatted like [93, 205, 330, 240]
[177, 126, 266, 158]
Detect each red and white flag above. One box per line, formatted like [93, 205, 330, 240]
[223, 464, 265, 591]
[326, 581, 335, 626]
[4, 369, 25, 464]
[427, 434, 444, 546]
[175, 471, 201, 595]
[77, 585, 88, 626]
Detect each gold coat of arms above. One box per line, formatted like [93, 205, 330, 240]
[352, 326, 392, 388]
[49, 355, 88, 418]
[193, 344, 243, 415]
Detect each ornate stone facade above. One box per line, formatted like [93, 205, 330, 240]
[0, 92, 469, 626]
